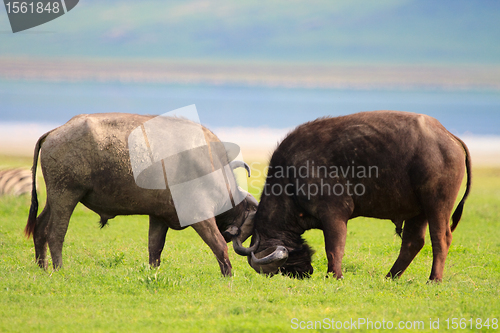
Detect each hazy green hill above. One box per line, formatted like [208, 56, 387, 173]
[0, 0, 499, 65]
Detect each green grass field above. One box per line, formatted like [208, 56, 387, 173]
[0, 155, 499, 332]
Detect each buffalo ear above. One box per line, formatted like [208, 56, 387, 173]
[222, 225, 239, 243]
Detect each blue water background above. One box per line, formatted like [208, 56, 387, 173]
[1, 80, 499, 135]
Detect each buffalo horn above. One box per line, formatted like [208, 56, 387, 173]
[238, 186, 258, 207]
[232, 230, 260, 256]
[229, 160, 251, 177]
[250, 245, 289, 265]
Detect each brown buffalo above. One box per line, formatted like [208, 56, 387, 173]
[25, 113, 257, 276]
[234, 111, 471, 281]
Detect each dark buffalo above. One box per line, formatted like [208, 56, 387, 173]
[234, 111, 471, 281]
[25, 113, 258, 276]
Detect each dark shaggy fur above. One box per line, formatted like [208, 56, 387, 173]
[279, 243, 315, 279]
[99, 217, 109, 229]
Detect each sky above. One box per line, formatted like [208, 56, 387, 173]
[1, 0, 499, 65]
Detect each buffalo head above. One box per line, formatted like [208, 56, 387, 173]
[220, 161, 259, 245]
[233, 230, 315, 278]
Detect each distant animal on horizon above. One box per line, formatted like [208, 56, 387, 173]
[233, 110, 471, 282]
[0, 168, 33, 196]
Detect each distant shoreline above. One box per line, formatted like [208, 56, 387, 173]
[1, 122, 499, 166]
[1, 57, 500, 91]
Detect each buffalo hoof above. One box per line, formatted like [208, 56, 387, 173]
[325, 272, 343, 280]
[36, 259, 48, 270]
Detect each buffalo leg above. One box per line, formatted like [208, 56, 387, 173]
[148, 216, 169, 267]
[192, 217, 232, 277]
[33, 205, 51, 269]
[427, 212, 453, 281]
[322, 216, 348, 279]
[387, 214, 427, 278]
[46, 191, 81, 269]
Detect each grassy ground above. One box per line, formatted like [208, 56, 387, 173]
[0, 155, 499, 332]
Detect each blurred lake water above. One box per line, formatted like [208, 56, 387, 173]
[1, 80, 499, 134]
[1, 80, 499, 160]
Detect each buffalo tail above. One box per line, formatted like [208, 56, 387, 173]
[24, 131, 52, 238]
[450, 135, 472, 232]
